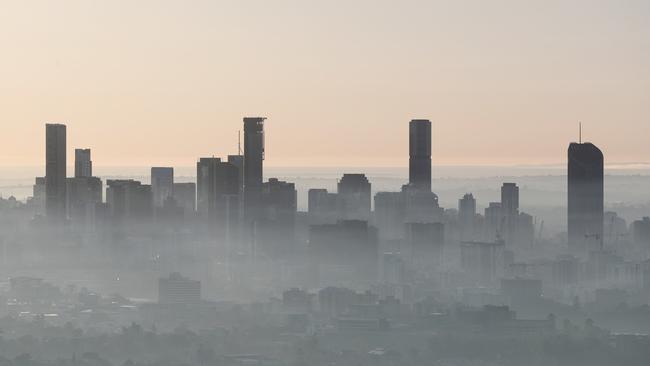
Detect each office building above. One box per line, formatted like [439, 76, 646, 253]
[106, 179, 153, 221]
[227, 154, 244, 193]
[484, 202, 502, 240]
[243, 117, 266, 222]
[461, 240, 505, 286]
[405, 222, 444, 269]
[402, 185, 443, 224]
[67, 176, 102, 228]
[568, 142, 604, 254]
[515, 212, 535, 248]
[501, 183, 520, 247]
[196, 158, 240, 250]
[458, 193, 476, 224]
[309, 220, 379, 285]
[501, 183, 519, 215]
[373, 192, 405, 240]
[409, 119, 432, 192]
[196, 157, 220, 215]
[632, 217, 650, 253]
[32, 177, 46, 216]
[45, 123, 67, 221]
[196, 158, 239, 219]
[74, 148, 92, 178]
[308, 188, 338, 224]
[337, 173, 371, 221]
[173, 182, 196, 216]
[151, 167, 174, 208]
[258, 178, 297, 258]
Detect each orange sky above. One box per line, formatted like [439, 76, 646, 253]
[0, 0, 648, 168]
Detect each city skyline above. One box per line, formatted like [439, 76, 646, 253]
[1, 3, 649, 365]
[1, 0, 649, 167]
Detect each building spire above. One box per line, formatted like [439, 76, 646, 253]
[579, 122, 582, 143]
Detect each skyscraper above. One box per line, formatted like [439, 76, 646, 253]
[173, 182, 196, 216]
[501, 183, 519, 215]
[243, 117, 266, 221]
[405, 222, 445, 269]
[106, 179, 153, 221]
[408, 119, 432, 192]
[568, 142, 604, 254]
[196, 158, 239, 218]
[458, 193, 477, 240]
[151, 167, 174, 208]
[373, 191, 405, 240]
[74, 148, 92, 178]
[308, 188, 338, 223]
[337, 173, 371, 221]
[227, 154, 244, 194]
[66, 176, 102, 229]
[458, 193, 477, 225]
[45, 123, 67, 221]
[501, 183, 520, 247]
[259, 178, 297, 258]
[196, 157, 220, 215]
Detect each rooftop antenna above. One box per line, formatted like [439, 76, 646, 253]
[579, 122, 582, 143]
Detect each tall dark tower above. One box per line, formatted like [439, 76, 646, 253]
[243, 117, 266, 221]
[568, 142, 604, 254]
[409, 119, 432, 192]
[46, 123, 67, 221]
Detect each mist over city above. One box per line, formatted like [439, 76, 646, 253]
[1, 1, 650, 366]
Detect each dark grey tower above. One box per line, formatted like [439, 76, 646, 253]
[568, 142, 604, 254]
[409, 119, 432, 192]
[74, 148, 92, 178]
[500, 183, 520, 247]
[243, 117, 266, 221]
[46, 123, 67, 221]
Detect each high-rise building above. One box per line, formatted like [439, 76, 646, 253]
[408, 119, 432, 192]
[196, 157, 220, 215]
[402, 185, 443, 224]
[568, 142, 604, 254]
[173, 182, 196, 216]
[458, 194, 476, 223]
[308, 188, 338, 224]
[196, 158, 240, 251]
[261, 178, 297, 218]
[309, 220, 379, 285]
[631, 217, 650, 253]
[337, 173, 371, 221]
[373, 191, 405, 240]
[227, 155, 244, 194]
[258, 178, 297, 258]
[45, 123, 67, 221]
[501, 183, 520, 247]
[32, 177, 46, 216]
[405, 222, 444, 269]
[460, 240, 505, 286]
[501, 183, 519, 215]
[484, 202, 502, 240]
[151, 167, 174, 208]
[243, 117, 266, 221]
[106, 179, 153, 221]
[66, 176, 102, 228]
[74, 148, 92, 178]
[196, 158, 239, 219]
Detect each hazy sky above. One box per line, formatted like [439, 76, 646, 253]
[0, 0, 648, 168]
